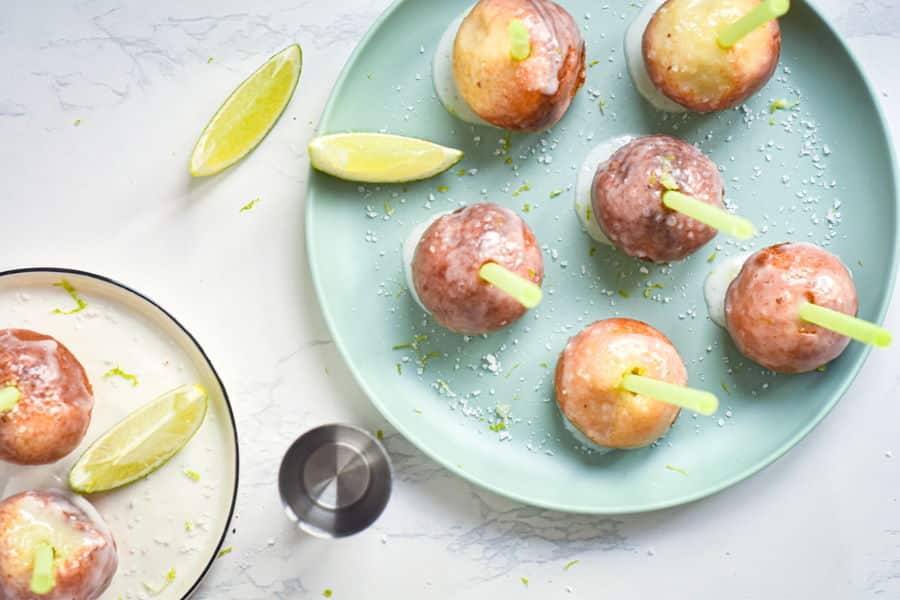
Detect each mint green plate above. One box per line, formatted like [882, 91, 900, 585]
[306, 0, 898, 513]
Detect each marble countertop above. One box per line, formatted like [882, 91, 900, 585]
[2, 0, 899, 598]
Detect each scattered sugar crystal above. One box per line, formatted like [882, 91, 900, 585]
[481, 353, 500, 374]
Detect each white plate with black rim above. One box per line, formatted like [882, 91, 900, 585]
[0, 268, 239, 599]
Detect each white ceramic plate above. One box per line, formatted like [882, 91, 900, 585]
[0, 268, 238, 599]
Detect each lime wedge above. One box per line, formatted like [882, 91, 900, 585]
[69, 384, 208, 494]
[190, 44, 302, 177]
[309, 133, 464, 183]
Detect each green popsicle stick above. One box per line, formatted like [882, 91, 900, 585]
[479, 262, 542, 309]
[621, 374, 719, 416]
[508, 19, 531, 61]
[718, 0, 791, 49]
[662, 191, 756, 240]
[798, 302, 892, 348]
[30, 543, 55, 595]
[0, 386, 20, 413]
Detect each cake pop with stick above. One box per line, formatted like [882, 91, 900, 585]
[434, 0, 586, 130]
[706, 242, 892, 373]
[404, 203, 543, 335]
[626, 0, 789, 113]
[555, 318, 718, 450]
[577, 135, 755, 263]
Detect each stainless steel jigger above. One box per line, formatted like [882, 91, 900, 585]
[279, 424, 392, 538]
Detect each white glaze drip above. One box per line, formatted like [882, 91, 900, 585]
[402, 212, 452, 313]
[703, 252, 751, 327]
[575, 136, 637, 246]
[433, 9, 491, 127]
[624, 0, 688, 113]
[559, 408, 613, 454]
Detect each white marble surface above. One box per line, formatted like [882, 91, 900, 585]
[1, 0, 899, 598]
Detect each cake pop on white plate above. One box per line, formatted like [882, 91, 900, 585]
[0, 329, 94, 466]
[0, 490, 118, 600]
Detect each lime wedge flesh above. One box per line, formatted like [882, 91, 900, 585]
[69, 384, 209, 494]
[309, 133, 464, 183]
[190, 44, 302, 176]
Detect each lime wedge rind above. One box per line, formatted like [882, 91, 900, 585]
[308, 133, 464, 183]
[190, 44, 302, 177]
[69, 384, 208, 494]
